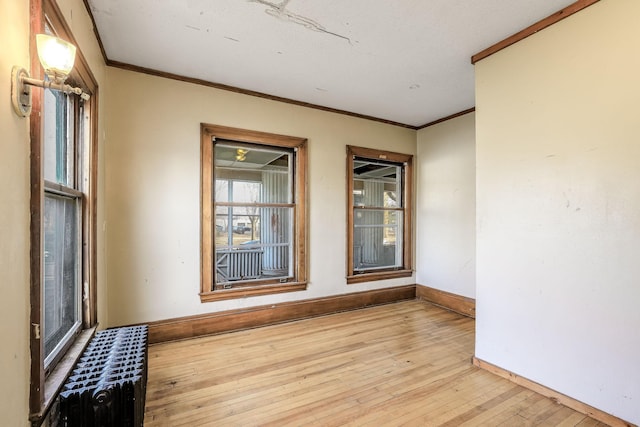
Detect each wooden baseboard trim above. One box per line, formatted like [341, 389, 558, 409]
[472, 357, 636, 427]
[146, 285, 416, 344]
[416, 284, 475, 318]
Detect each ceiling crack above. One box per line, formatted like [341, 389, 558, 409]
[248, 0, 351, 43]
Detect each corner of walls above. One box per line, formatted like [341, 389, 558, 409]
[416, 284, 475, 318]
[415, 112, 476, 300]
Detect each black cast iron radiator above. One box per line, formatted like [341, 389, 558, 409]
[58, 325, 148, 427]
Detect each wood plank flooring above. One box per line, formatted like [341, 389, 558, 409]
[144, 300, 607, 426]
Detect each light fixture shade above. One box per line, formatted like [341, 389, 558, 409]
[236, 149, 248, 161]
[36, 34, 76, 82]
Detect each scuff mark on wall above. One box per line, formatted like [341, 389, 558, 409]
[249, 0, 351, 43]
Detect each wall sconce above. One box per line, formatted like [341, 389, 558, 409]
[11, 34, 90, 117]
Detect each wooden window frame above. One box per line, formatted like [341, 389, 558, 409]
[346, 146, 413, 284]
[29, 0, 99, 423]
[200, 124, 308, 302]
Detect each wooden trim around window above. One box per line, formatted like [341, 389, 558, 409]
[200, 124, 308, 301]
[346, 146, 413, 284]
[29, 0, 99, 422]
[29, 0, 45, 414]
[347, 269, 413, 284]
[30, 327, 96, 423]
[200, 282, 308, 302]
[471, 0, 600, 64]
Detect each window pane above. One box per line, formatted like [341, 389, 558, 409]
[215, 206, 261, 248]
[43, 89, 75, 187]
[212, 141, 296, 287]
[214, 206, 292, 284]
[259, 206, 291, 278]
[215, 143, 291, 204]
[215, 179, 265, 204]
[260, 169, 290, 204]
[384, 189, 399, 208]
[353, 209, 402, 271]
[214, 205, 230, 247]
[43, 193, 81, 363]
[353, 160, 400, 208]
[215, 179, 228, 202]
[232, 181, 261, 204]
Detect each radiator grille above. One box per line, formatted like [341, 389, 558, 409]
[58, 325, 148, 427]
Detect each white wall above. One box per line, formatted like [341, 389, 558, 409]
[416, 113, 476, 298]
[104, 67, 416, 326]
[475, 0, 640, 423]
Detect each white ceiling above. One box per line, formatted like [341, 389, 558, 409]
[86, 0, 575, 128]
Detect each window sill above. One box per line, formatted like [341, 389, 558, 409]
[347, 269, 413, 284]
[200, 282, 308, 302]
[30, 326, 97, 425]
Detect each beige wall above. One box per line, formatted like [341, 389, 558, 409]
[475, 0, 640, 423]
[104, 67, 416, 325]
[416, 112, 475, 298]
[0, 1, 31, 424]
[0, 0, 107, 424]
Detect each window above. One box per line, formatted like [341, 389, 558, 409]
[42, 89, 84, 367]
[201, 124, 308, 301]
[29, 1, 98, 421]
[347, 146, 413, 283]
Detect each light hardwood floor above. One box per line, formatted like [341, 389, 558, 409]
[144, 300, 607, 426]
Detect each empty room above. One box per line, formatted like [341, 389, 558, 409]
[1, 0, 638, 425]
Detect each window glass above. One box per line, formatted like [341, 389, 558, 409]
[215, 144, 290, 204]
[352, 157, 403, 272]
[214, 206, 293, 287]
[43, 89, 75, 186]
[42, 88, 83, 369]
[215, 179, 229, 202]
[347, 147, 412, 283]
[215, 206, 261, 247]
[43, 194, 81, 363]
[231, 181, 260, 204]
[353, 210, 403, 271]
[352, 161, 400, 209]
[213, 141, 294, 287]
